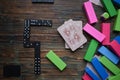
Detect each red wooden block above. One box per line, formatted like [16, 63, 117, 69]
[82, 73, 92, 80]
[101, 23, 110, 45]
[109, 40, 120, 57]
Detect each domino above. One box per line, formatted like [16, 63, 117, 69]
[34, 42, 41, 75]
[83, 23, 105, 42]
[42, 20, 52, 27]
[83, 1, 98, 24]
[84, 39, 99, 62]
[101, 12, 110, 21]
[114, 9, 120, 31]
[3, 65, 21, 77]
[101, 0, 117, 17]
[25, 19, 30, 28]
[91, 57, 109, 80]
[98, 46, 119, 64]
[30, 19, 52, 27]
[113, 0, 120, 7]
[32, 0, 54, 3]
[101, 23, 110, 45]
[109, 73, 120, 80]
[82, 73, 92, 80]
[109, 40, 120, 57]
[100, 56, 120, 75]
[46, 50, 67, 71]
[114, 36, 120, 44]
[30, 19, 40, 26]
[85, 67, 100, 80]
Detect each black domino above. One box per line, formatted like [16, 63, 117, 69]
[32, 0, 54, 3]
[42, 20, 52, 27]
[3, 65, 21, 77]
[34, 42, 41, 75]
[30, 19, 52, 27]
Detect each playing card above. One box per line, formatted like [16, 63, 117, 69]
[65, 42, 84, 49]
[64, 20, 86, 49]
[57, 19, 87, 51]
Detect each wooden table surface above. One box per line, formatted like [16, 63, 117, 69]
[0, 0, 120, 80]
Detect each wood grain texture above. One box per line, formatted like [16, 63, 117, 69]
[0, 0, 120, 80]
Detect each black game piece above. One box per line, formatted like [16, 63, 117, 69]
[34, 42, 41, 75]
[3, 65, 21, 77]
[32, 0, 54, 3]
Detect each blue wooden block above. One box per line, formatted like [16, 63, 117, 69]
[114, 36, 120, 44]
[85, 67, 100, 80]
[98, 46, 119, 64]
[113, 0, 120, 7]
[91, 57, 109, 80]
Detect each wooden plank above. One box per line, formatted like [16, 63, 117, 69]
[98, 46, 119, 64]
[82, 73, 92, 80]
[109, 40, 120, 57]
[101, 0, 117, 17]
[109, 73, 120, 80]
[84, 39, 99, 62]
[100, 56, 120, 75]
[83, 23, 105, 42]
[46, 50, 67, 71]
[114, 9, 120, 31]
[83, 1, 98, 24]
[91, 57, 109, 80]
[85, 67, 100, 80]
[101, 23, 110, 45]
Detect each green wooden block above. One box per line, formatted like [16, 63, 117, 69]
[109, 73, 120, 80]
[101, 0, 117, 17]
[46, 50, 67, 71]
[100, 56, 120, 75]
[84, 39, 99, 62]
[114, 9, 120, 31]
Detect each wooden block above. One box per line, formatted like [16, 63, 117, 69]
[114, 9, 120, 31]
[91, 57, 109, 80]
[114, 36, 120, 44]
[83, 1, 98, 24]
[83, 23, 105, 42]
[101, 0, 117, 17]
[46, 50, 67, 71]
[109, 40, 120, 57]
[101, 23, 110, 45]
[100, 56, 120, 75]
[113, 0, 120, 7]
[85, 67, 100, 80]
[84, 39, 99, 62]
[32, 0, 54, 3]
[98, 46, 119, 64]
[101, 12, 110, 21]
[82, 73, 92, 80]
[109, 73, 120, 80]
